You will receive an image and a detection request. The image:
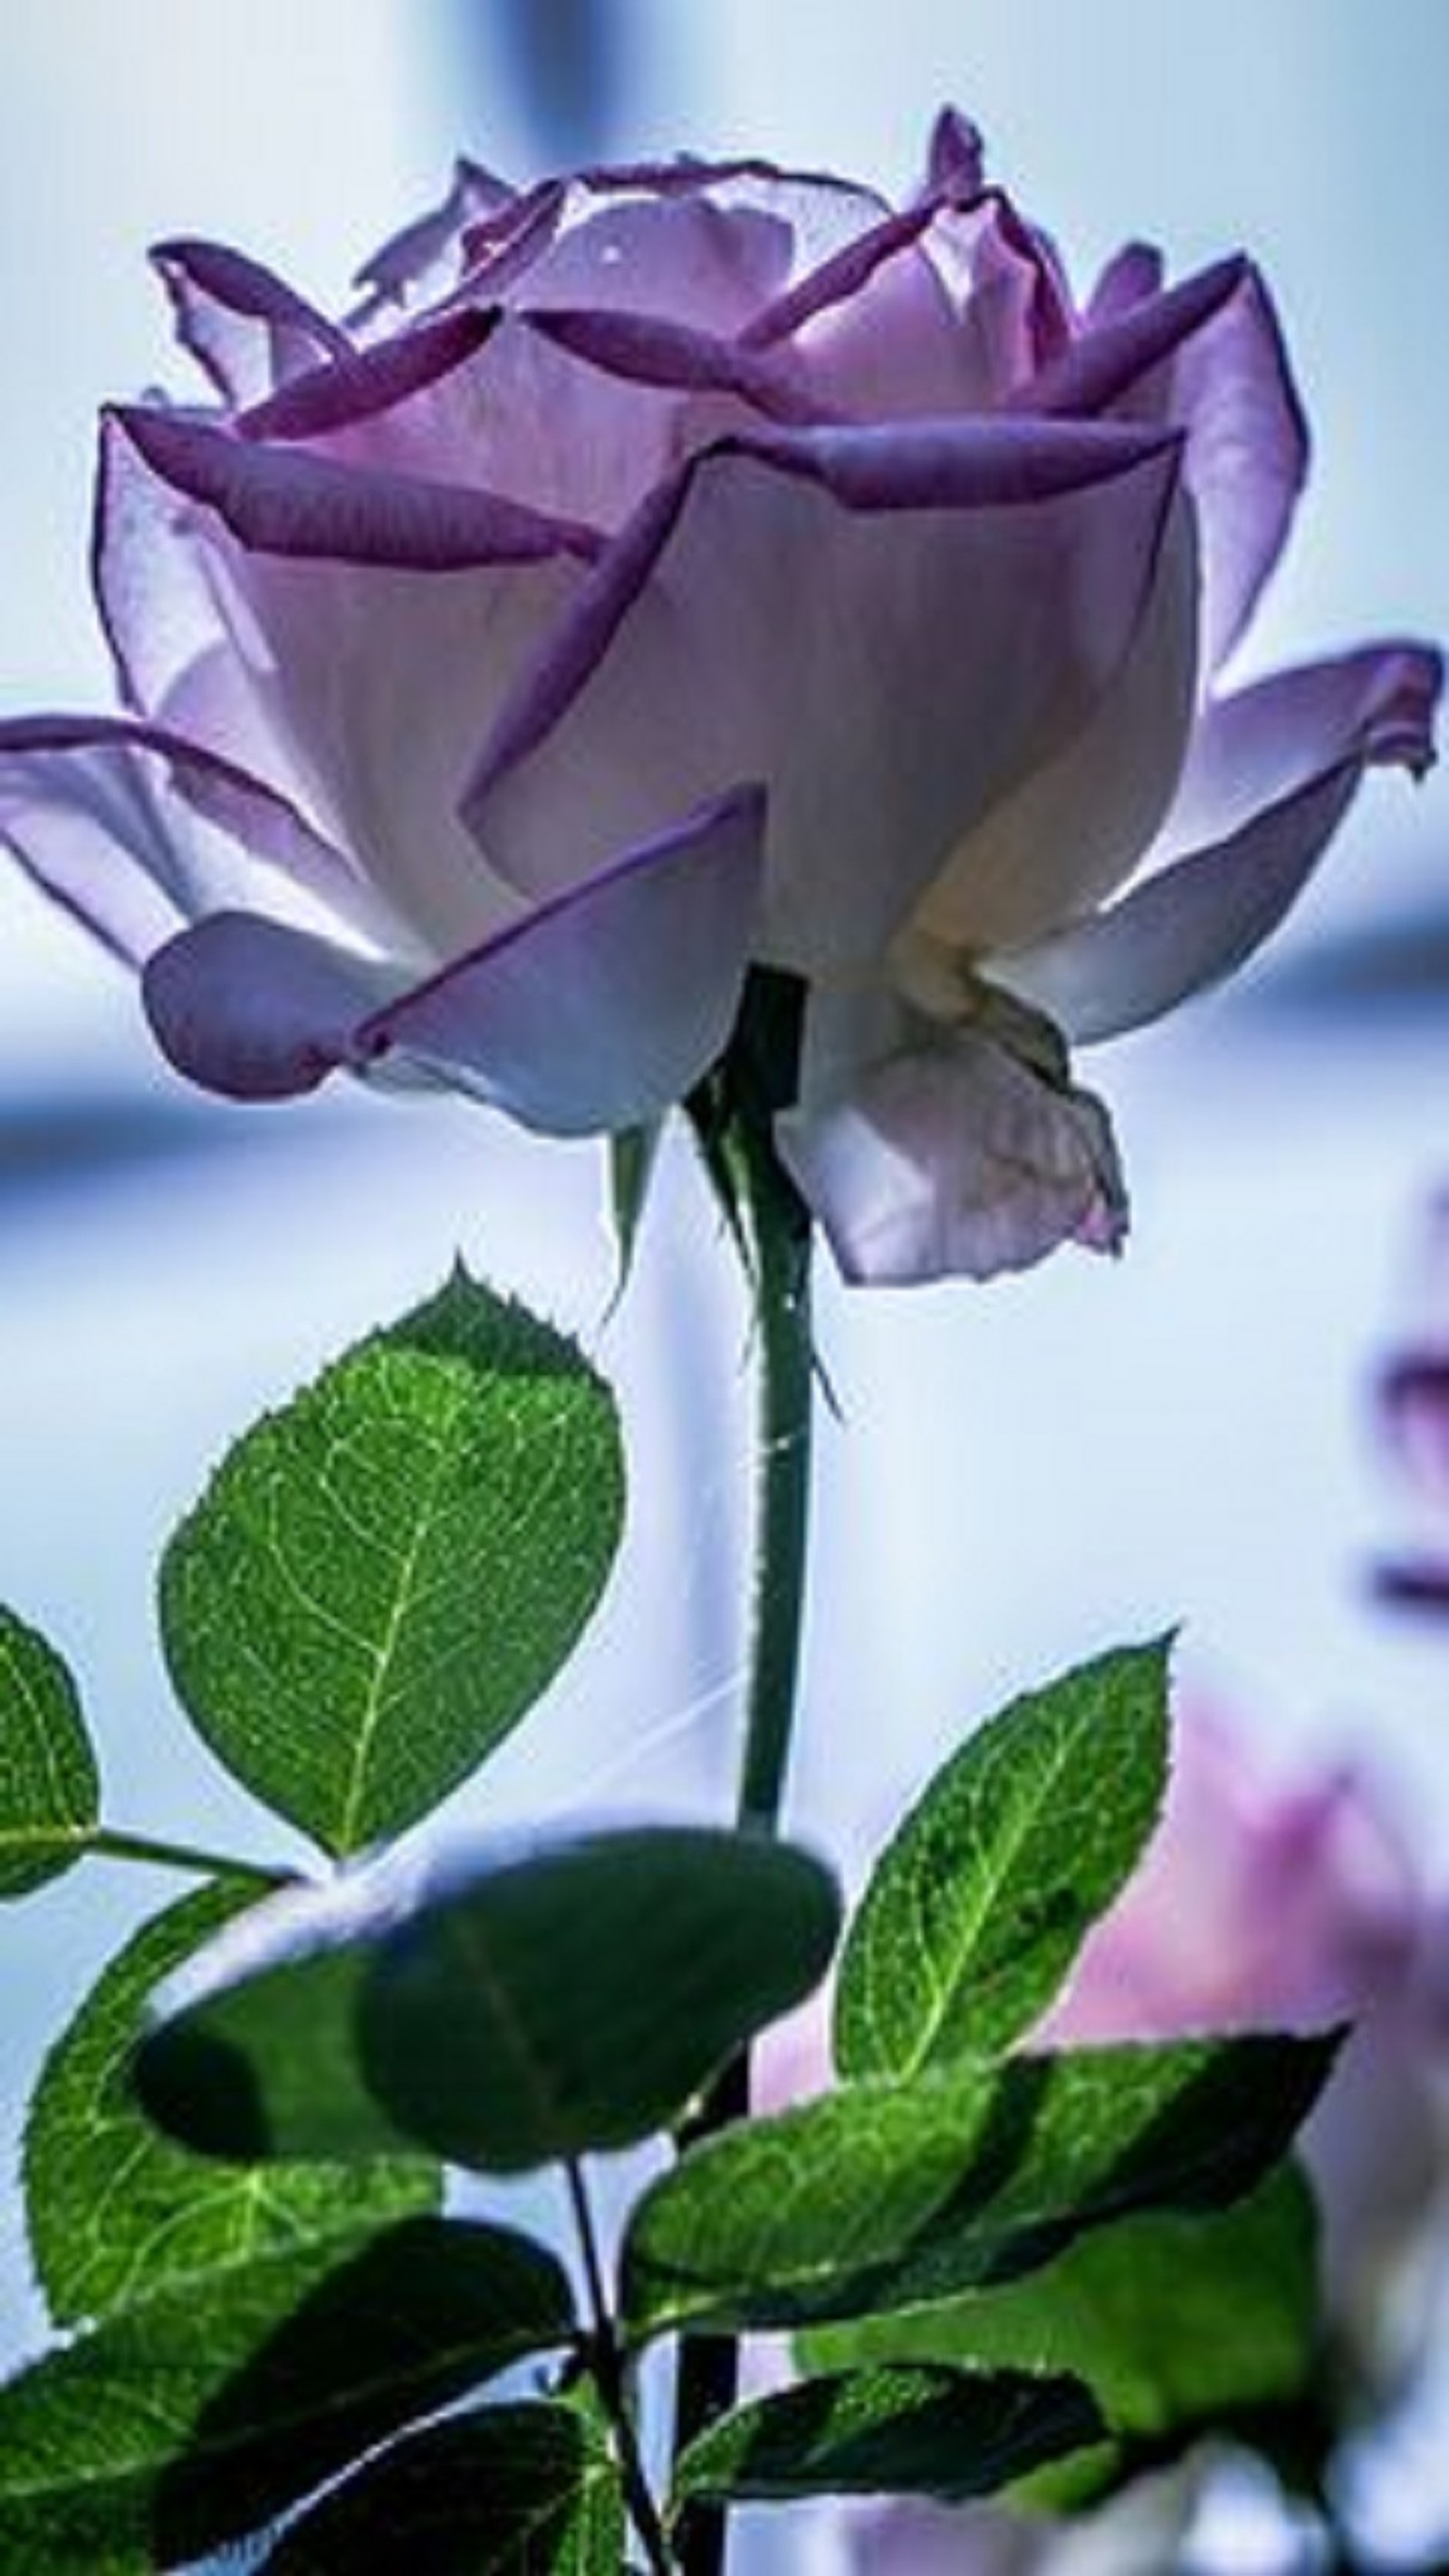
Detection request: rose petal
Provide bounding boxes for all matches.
[106,407,600,955]
[143,912,401,1099]
[991,642,1443,1043]
[467,416,1183,980]
[0,712,383,962]
[150,238,347,406]
[915,484,1199,953]
[778,994,1127,1285]
[918,106,987,206]
[1022,256,1308,673]
[355,783,766,1132]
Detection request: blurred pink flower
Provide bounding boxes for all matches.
[1376,1189,1449,1610]
[0,111,1437,1281]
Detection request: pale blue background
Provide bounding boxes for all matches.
[0,5,1445,2561]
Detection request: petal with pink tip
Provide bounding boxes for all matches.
[356,784,766,1134]
[990,642,1444,1043]
[467,416,1184,981]
[778,996,1126,1286]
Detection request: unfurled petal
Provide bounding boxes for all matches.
[991,641,1443,1043]
[778,1001,1127,1286]
[143,913,400,1099]
[916,485,1199,953]
[1087,241,1166,323]
[354,784,766,1133]
[468,417,1183,979]
[150,238,347,407]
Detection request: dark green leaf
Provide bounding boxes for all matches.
[0,2216,575,2571]
[608,1120,665,1294]
[261,2402,626,2572]
[25,1884,438,2328]
[0,1605,100,1897]
[672,2364,1100,2507]
[623,2033,1338,2342]
[801,2165,1319,2439]
[135,1867,423,2166]
[139,1828,840,2176]
[158,1268,625,1854]
[835,1641,1171,2079]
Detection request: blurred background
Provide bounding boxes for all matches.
[0,3,1446,2565]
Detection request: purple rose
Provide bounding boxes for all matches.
[0,111,1438,1279]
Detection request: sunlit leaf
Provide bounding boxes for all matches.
[836,1641,1171,2078]
[623,2033,1338,2342]
[0,2216,575,2571]
[0,1605,99,1898]
[25,1883,438,2328]
[158,1268,625,1854]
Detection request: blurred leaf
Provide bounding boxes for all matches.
[801,2165,1319,2440]
[25,1883,438,2328]
[0,1604,99,1897]
[0,2216,575,2571]
[140,1828,840,2177]
[672,2364,1100,2507]
[623,2033,1338,2342]
[158,1268,625,1855]
[260,2401,625,2571]
[835,1641,1171,2079]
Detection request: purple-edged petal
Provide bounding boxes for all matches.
[778,994,1127,1286]
[467,415,1184,979]
[150,239,348,407]
[1088,242,1166,323]
[354,783,766,1133]
[0,710,394,973]
[743,205,995,421]
[1022,257,1308,672]
[113,404,600,569]
[918,106,987,207]
[915,485,1199,953]
[143,913,401,1100]
[991,642,1444,1043]
[103,407,599,952]
[238,308,501,444]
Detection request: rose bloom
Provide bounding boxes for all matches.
[0,112,1439,1282]
[842,1706,1449,2572]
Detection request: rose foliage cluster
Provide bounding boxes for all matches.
[0,110,1438,1279]
[0,1276,1341,2568]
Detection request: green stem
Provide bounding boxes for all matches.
[733,1120,815,1838]
[674,1115,816,2576]
[564,2160,674,2575]
[87,1824,290,1885]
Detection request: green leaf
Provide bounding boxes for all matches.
[158,1268,626,1855]
[608,1120,665,1294]
[0,1605,100,1897]
[801,2165,1319,2442]
[260,2402,626,2571]
[24,1883,439,2328]
[622,2033,1338,2342]
[672,2364,1100,2508]
[835,1640,1171,2079]
[139,1827,840,2177]
[0,2215,575,2571]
